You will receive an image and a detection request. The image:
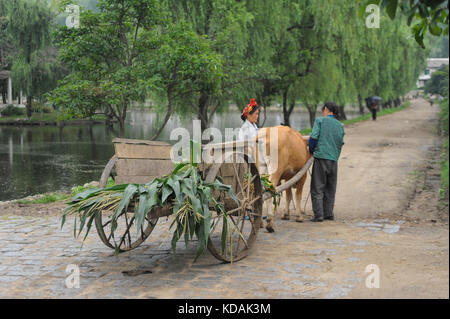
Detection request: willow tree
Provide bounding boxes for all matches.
[7,0,55,118]
[296,52,340,128]
[364,0,449,48]
[237,0,284,122]
[50,0,167,131]
[0,0,13,103]
[353,2,382,114]
[50,0,222,138]
[165,0,253,131]
[373,14,428,108]
[252,0,337,128]
[137,22,223,140]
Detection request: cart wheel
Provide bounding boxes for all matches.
[94,203,158,252]
[95,156,158,252]
[205,152,263,262]
[98,156,118,187]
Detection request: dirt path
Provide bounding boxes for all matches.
[0,98,448,299]
[334,97,442,221]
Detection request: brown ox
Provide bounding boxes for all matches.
[255,126,311,232]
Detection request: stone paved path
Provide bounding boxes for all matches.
[0,214,447,298]
[0,99,448,298]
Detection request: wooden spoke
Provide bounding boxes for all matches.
[124,212,133,248]
[205,152,262,263]
[235,213,249,253]
[118,216,135,249]
[102,219,112,228]
[232,162,245,196]
[236,174,257,199]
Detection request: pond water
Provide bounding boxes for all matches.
[0,108,359,201]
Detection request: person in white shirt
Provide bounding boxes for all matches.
[238,98,260,140]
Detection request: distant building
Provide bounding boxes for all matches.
[417,58,449,88]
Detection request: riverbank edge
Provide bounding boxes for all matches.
[1,101,413,205]
[0,119,110,126]
[438,99,449,208]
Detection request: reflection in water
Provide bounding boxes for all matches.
[0,109,359,201]
[9,136,13,167]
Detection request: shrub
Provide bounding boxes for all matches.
[0,104,25,116]
[31,102,53,113]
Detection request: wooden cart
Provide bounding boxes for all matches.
[95,138,313,263]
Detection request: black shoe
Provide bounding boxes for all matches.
[324,216,334,221]
[311,217,323,222]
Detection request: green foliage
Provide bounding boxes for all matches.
[260,174,280,212]
[17,193,71,204]
[0,104,25,116]
[1,0,67,119]
[62,163,239,260]
[439,99,449,199]
[425,65,449,97]
[31,102,53,113]
[44,0,431,132]
[69,177,113,196]
[298,101,411,135]
[364,0,449,48]
[48,0,223,134]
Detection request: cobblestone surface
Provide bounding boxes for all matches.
[0,100,448,298]
[0,214,447,298]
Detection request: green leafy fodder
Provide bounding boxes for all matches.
[260,174,280,212]
[62,163,239,260]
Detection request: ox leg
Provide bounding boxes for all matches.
[265,173,281,233]
[294,174,307,222]
[282,187,292,220]
[261,198,271,228]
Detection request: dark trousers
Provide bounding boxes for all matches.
[311,158,338,219]
[371,109,377,120]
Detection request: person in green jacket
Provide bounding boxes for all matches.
[308,102,345,222]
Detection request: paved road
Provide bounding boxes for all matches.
[1,214,446,299]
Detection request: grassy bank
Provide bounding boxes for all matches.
[15,178,115,205]
[299,101,411,135]
[438,99,449,202]
[0,107,106,123]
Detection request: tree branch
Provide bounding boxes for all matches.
[286,23,315,32]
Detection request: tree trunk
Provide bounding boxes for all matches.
[198,93,209,132]
[118,117,125,137]
[287,98,295,124]
[282,88,290,127]
[151,92,173,140]
[105,108,113,127]
[260,100,267,127]
[118,100,129,136]
[307,106,316,128]
[364,97,371,112]
[357,94,364,115]
[26,96,32,119]
[338,105,347,121]
[1,83,6,104]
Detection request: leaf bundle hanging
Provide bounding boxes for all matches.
[62,162,239,260]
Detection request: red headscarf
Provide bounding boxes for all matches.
[242,98,258,118]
